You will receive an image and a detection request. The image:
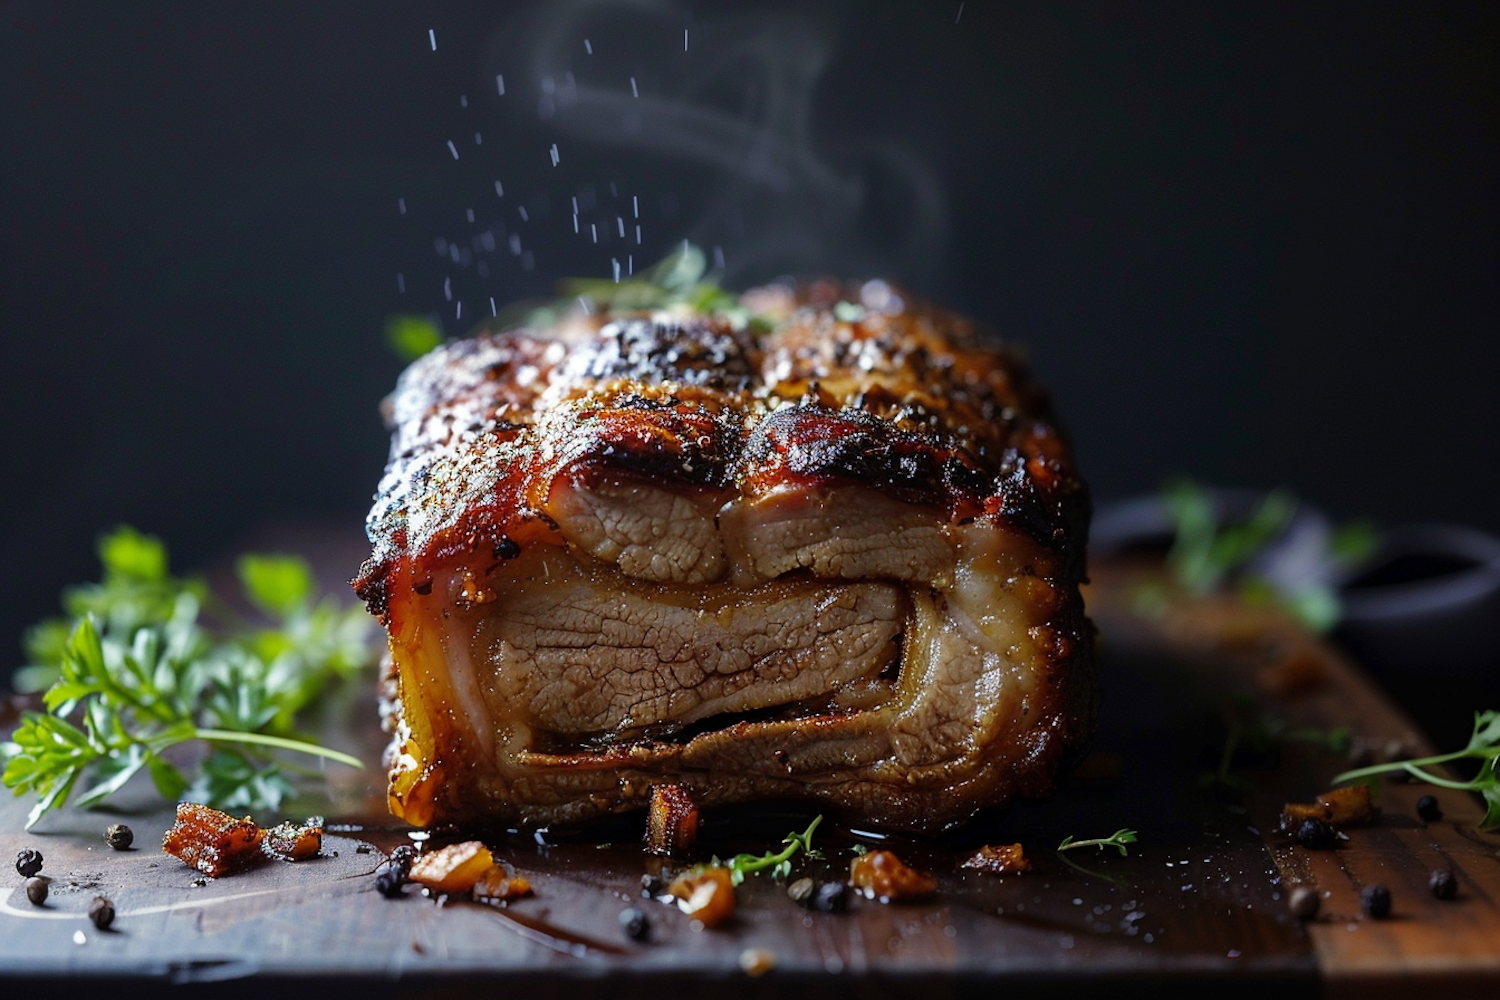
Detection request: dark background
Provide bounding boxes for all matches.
[2,2,1496,695]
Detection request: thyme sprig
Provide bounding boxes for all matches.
[1057,829,1138,856]
[2,527,373,826]
[1332,710,1500,831]
[721,815,823,885]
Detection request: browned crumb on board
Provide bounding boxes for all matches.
[162,803,265,877]
[849,849,937,902]
[961,843,1033,875]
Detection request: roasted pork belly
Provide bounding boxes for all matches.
[354,280,1096,834]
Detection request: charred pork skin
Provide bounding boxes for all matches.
[354,280,1096,834]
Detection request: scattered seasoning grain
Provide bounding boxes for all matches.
[24,877,49,906]
[88,896,115,931]
[105,824,134,851]
[1288,885,1320,920]
[1360,884,1392,919]
[641,873,665,897]
[1295,818,1338,850]
[787,877,815,906]
[619,906,650,941]
[1416,795,1442,822]
[15,849,43,878]
[1428,869,1458,900]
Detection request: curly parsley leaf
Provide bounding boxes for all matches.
[3,527,373,827]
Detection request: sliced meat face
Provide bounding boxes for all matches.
[544,467,729,585]
[466,546,903,741]
[357,285,1096,834]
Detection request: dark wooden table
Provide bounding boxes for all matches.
[2,562,1497,998]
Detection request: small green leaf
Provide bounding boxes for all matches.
[98,526,169,582]
[237,554,315,619]
[386,315,444,362]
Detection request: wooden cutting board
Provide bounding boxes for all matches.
[1,560,1497,999]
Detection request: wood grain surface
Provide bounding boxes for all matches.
[0,554,1496,998]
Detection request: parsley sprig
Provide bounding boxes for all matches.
[1057,829,1138,856]
[2,527,373,827]
[1332,710,1500,831]
[721,815,823,885]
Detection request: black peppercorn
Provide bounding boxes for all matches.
[1296,818,1338,850]
[1360,883,1392,919]
[619,906,650,941]
[15,848,43,878]
[24,877,49,906]
[1429,868,1458,900]
[374,864,406,898]
[1288,885,1320,920]
[388,845,417,880]
[1415,795,1442,823]
[496,536,521,560]
[88,896,116,931]
[810,881,848,913]
[104,823,134,851]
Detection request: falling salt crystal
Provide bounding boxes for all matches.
[584,38,593,55]
[573,214,579,233]
[635,224,641,244]
[617,217,625,238]
[396,273,405,293]
[429,29,436,51]
[628,255,633,275]
[683,28,688,50]
[955,2,964,24]
[578,296,592,314]
[474,132,482,145]
[456,301,462,319]
[74,930,86,945]
[447,140,460,160]
[509,234,522,255]
[398,198,407,214]
[490,297,497,316]
[612,259,621,282]
[460,94,468,108]
[591,223,598,243]
[632,195,639,218]
[496,74,505,96]
[518,206,529,222]
[609,181,618,197]
[713,245,725,269]
[549,144,560,166]
[630,76,639,98]
[495,180,504,197]
[465,208,475,222]
[443,277,452,301]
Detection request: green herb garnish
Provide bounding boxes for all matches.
[1332,710,1500,831]
[722,815,823,885]
[1151,478,1377,633]
[385,315,445,362]
[1057,829,1138,856]
[2,527,374,827]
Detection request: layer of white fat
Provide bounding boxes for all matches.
[546,470,727,585]
[467,546,905,740]
[881,522,1047,771]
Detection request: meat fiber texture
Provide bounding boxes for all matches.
[354,279,1096,835]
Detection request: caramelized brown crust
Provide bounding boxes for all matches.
[354,279,1096,834]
